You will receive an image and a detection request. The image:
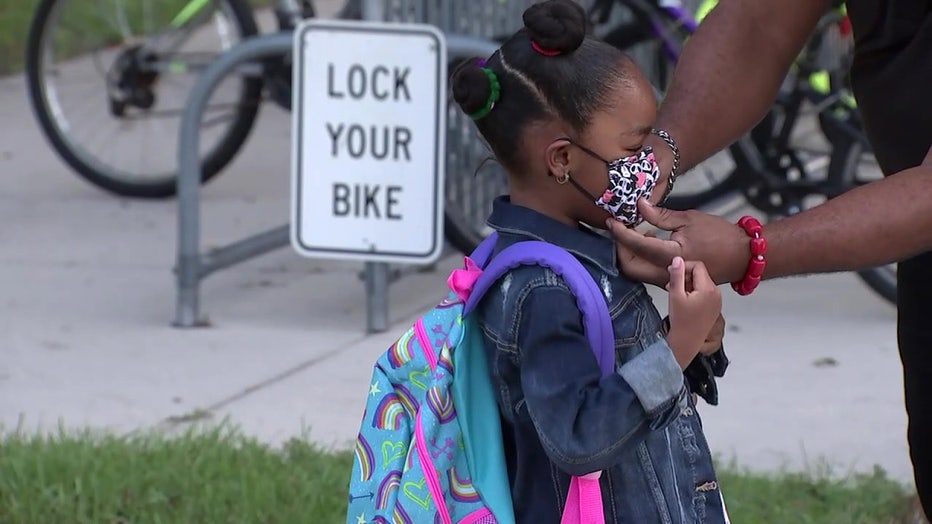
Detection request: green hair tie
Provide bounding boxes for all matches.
[468,67,501,120]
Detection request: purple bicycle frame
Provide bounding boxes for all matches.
[649,2,699,60]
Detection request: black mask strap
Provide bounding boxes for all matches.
[562,137,611,165]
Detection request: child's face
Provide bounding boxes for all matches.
[566,72,658,228]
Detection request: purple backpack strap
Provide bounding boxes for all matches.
[466,231,500,268]
[463,232,615,378]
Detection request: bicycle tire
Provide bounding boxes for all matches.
[857,266,897,305]
[661,152,742,210]
[826,134,897,305]
[442,7,746,256]
[25,0,263,198]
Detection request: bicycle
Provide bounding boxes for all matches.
[23,0,529,256]
[24,0,505,199]
[24,0,316,198]
[26,0,895,304]
[437,0,740,263]
[23,0,461,197]
[437,0,895,305]
[598,0,896,304]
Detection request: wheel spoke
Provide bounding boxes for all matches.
[31,0,261,193]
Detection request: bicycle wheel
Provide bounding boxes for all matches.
[858,263,897,305]
[828,134,897,305]
[26,0,263,198]
[811,22,895,305]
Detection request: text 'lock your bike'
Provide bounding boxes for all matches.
[325,64,414,163]
[327,64,413,102]
[291,20,446,264]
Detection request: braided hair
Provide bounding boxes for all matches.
[451,0,631,173]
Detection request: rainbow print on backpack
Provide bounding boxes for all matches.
[346,233,616,524]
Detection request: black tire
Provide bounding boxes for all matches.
[25,0,263,198]
[442,7,747,255]
[820,111,896,305]
[827,136,897,305]
[857,265,897,305]
[661,153,742,211]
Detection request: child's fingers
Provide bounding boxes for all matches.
[699,336,723,355]
[667,256,686,298]
[686,261,715,291]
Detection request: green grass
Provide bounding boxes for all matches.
[0,0,277,76]
[0,424,354,523]
[0,0,38,75]
[717,461,922,524]
[0,423,923,524]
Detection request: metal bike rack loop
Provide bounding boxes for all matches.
[174,31,499,332]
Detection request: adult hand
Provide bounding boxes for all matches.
[607,199,751,286]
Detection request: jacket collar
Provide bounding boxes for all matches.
[485,196,619,277]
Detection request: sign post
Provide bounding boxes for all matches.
[291,19,447,265]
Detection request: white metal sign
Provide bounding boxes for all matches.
[291,19,447,264]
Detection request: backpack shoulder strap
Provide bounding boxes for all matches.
[463,236,615,378]
[466,231,500,267]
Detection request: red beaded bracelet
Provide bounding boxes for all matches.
[731,216,767,296]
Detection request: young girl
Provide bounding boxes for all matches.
[451,1,729,522]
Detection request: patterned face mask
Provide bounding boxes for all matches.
[561,140,661,227]
[594,147,661,226]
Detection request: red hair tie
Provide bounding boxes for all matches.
[531,40,561,56]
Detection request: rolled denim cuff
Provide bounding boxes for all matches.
[617,339,685,414]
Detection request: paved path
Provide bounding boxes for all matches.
[0,1,915,493]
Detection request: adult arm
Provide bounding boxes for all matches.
[646,0,829,193]
[609,147,932,285]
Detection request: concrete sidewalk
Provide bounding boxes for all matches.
[0,2,916,493]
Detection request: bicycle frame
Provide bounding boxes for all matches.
[140,0,220,60]
[599,0,860,209]
[617,0,851,88]
[170,0,214,27]
[141,0,306,78]
[625,0,700,59]
[137,0,235,72]
[592,0,698,62]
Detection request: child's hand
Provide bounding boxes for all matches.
[699,314,726,355]
[665,257,723,370]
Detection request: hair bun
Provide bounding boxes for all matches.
[451,58,493,117]
[522,0,587,55]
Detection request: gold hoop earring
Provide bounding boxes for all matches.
[555,170,570,185]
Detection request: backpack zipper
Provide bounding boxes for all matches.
[414,318,439,371]
[415,409,453,524]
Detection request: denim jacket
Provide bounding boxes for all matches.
[476,197,727,524]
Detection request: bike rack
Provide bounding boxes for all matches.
[174,31,499,332]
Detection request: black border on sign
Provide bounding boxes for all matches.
[293,22,443,262]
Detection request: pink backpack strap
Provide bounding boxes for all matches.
[560,471,605,524]
[464,233,614,524]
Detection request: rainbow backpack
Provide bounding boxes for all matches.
[346,232,616,524]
